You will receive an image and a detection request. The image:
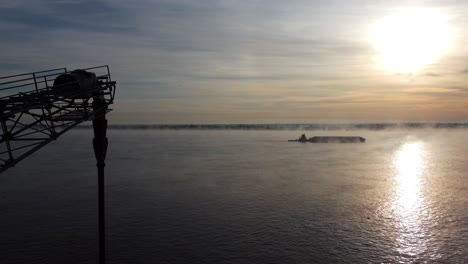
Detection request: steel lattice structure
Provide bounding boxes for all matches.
[0,65,116,173]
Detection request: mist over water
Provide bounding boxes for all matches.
[1,129,468,263]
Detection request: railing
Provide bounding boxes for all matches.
[0,65,116,173]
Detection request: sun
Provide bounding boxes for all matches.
[371,8,454,73]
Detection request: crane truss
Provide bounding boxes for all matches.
[0,65,116,173]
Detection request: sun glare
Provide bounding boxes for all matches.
[393,142,429,257]
[394,142,424,214]
[371,8,454,73]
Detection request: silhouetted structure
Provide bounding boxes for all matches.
[0,66,116,264]
[0,66,115,171]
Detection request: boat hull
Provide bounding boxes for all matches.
[288,136,365,143]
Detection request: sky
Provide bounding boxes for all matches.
[2,0,468,124]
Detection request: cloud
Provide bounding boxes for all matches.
[2,0,468,122]
[0,0,132,33]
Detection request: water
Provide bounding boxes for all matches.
[1,129,468,263]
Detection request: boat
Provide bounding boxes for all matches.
[288,134,365,143]
[309,136,365,143]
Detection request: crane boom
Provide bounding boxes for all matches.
[0,65,116,173]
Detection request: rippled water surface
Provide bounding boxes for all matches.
[1,129,468,263]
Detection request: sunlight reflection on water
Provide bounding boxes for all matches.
[392,142,433,260]
[394,142,424,217]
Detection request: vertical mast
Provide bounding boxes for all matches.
[92,98,109,264]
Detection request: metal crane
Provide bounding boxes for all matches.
[0,65,116,264]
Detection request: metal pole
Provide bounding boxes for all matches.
[97,160,105,264]
[93,99,108,264]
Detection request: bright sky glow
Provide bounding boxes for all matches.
[372,8,454,73]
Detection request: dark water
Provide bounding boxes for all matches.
[1,129,468,263]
